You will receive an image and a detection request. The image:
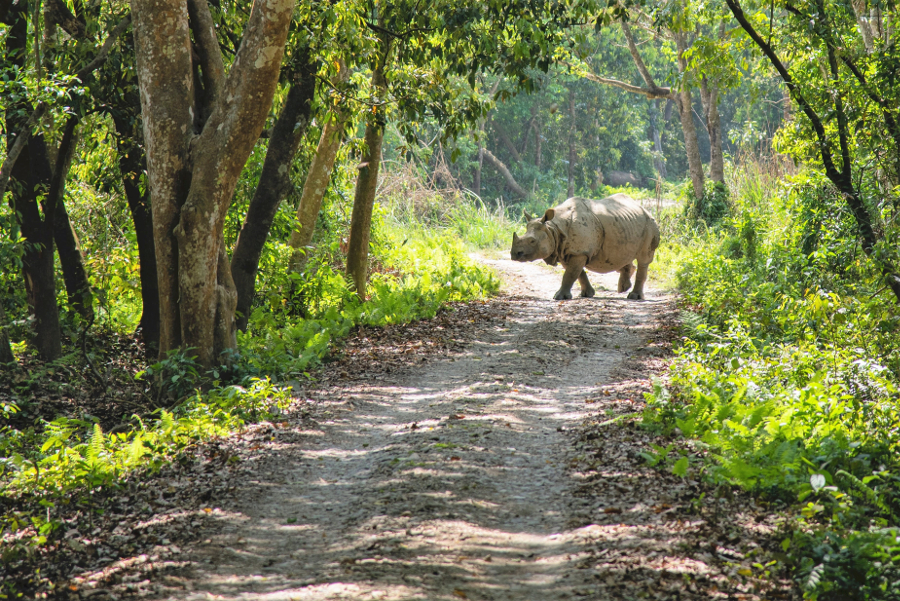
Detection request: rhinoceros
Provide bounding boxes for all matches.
[510,194,660,301]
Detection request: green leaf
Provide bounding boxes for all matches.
[672,456,689,478]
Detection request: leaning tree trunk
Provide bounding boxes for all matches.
[231,53,317,332]
[50,117,95,322]
[287,92,351,272]
[132,0,294,367]
[675,32,705,200]
[482,149,530,199]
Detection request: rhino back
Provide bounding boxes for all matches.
[554,195,657,273]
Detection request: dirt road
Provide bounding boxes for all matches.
[70,255,786,600]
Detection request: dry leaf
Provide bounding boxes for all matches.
[453,589,468,599]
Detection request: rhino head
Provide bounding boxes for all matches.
[510,208,557,262]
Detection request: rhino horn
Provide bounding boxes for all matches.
[512,232,519,243]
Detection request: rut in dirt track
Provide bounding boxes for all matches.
[124,256,689,601]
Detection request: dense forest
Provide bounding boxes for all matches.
[2,0,899,599]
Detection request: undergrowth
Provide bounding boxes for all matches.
[641,158,900,600]
[0,168,501,597]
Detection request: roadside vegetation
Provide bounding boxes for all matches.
[643,154,900,600]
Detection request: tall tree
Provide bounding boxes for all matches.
[346,25,391,299]
[131,0,295,367]
[725,0,900,302]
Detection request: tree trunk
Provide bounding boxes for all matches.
[649,99,667,180]
[50,117,94,321]
[346,40,389,300]
[112,110,159,353]
[133,0,294,367]
[675,32,705,200]
[535,119,542,169]
[493,121,522,164]
[4,0,62,360]
[287,61,350,274]
[482,149,530,199]
[0,302,14,365]
[473,118,485,196]
[567,88,576,198]
[287,110,350,273]
[700,76,724,183]
[132,0,194,359]
[232,52,317,331]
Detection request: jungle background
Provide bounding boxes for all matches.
[2,0,900,599]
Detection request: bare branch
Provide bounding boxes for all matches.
[574,66,673,99]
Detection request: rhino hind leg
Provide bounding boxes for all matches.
[617,264,635,293]
[578,270,595,298]
[627,261,650,300]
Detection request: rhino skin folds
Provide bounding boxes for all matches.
[510,194,660,301]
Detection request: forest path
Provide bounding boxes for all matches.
[135,255,742,601]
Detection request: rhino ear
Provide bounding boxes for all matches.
[522,209,534,222]
[541,208,555,223]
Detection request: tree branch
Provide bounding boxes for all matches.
[45,0,86,38]
[576,67,673,99]
[187,0,225,109]
[621,20,660,91]
[725,0,843,185]
[0,13,130,206]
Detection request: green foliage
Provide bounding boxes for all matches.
[642,158,900,599]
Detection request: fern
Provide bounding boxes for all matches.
[127,436,146,465]
[837,469,894,518]
[87,423,104,462]
[806,563,825,591]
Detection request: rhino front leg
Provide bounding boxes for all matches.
[554,256,587,300]
[578,270,595,298]
[617,263,635,293]
[627,261,650,300]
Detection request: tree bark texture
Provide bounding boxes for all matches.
[232,53,317,332]
[4,0,62,360]
[675,32,705,200]
[700,77,724,183]
[346,45,389,300]
[131,0,194,359]
[132,0,294,366]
